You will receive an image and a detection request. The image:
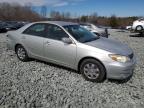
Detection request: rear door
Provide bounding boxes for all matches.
[22,23,46,58]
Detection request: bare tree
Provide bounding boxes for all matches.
[50,10,62,20]
[41,5,47,17]
[80,15,88,22]
[109,14,119,28]
[89,12,98,24]
[0,2,41,21]
[24,2,32,10]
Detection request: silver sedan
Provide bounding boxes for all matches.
[7,21,136,82]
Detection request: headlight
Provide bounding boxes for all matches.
[109,54,130,63]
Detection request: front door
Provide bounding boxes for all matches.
[44,24,77,68]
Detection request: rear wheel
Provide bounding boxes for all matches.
[16,45,29,62]
[136,25,143,31]
[80,59,106,82]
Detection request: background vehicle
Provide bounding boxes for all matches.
[0,22,7,33]
[80,23,109,38]
[5,21,29,30]
[0,21,29,33]
[7,21,136,82]
[126,26,132,31]
[131,18,144,32]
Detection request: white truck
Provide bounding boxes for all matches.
[131,18,144,33]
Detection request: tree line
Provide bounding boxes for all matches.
[0,2,41,21]
[0,2,139,28]
[49,11,138,28]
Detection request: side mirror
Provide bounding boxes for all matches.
[62,37,73,44]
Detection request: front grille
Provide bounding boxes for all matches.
[128,53,134,59]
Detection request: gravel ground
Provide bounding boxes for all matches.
[0,30,144,108]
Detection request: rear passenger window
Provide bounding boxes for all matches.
[23,24,46,37]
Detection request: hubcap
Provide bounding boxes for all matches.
[137,26,142,31]
[17,47,26,60]
[83,63,100,79]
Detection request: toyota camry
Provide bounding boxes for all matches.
[7,21,136,82]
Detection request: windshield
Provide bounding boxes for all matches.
[138,18,144,21]
[63,25,99,43]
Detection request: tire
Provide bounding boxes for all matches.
[80,59,106,82]
[16,45,29,62]
[140,32,144,37]
[136,25,143,31]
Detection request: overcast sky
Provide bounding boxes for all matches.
[0,0,144,17]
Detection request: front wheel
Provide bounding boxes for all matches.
[80,59,106,82]
[16,45,29,62]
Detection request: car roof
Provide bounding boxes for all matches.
[34,21,78,26]
[138,18,144,20]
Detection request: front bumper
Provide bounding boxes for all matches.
[105,56,136,80]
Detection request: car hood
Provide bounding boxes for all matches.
[85,37,133,55]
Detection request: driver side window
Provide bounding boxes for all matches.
[46,24,69,41]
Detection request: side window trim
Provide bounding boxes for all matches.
[22,23,46,38]
[23,23,37,34]
[45,24,70,41]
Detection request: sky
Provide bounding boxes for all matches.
[0,0,144,17]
